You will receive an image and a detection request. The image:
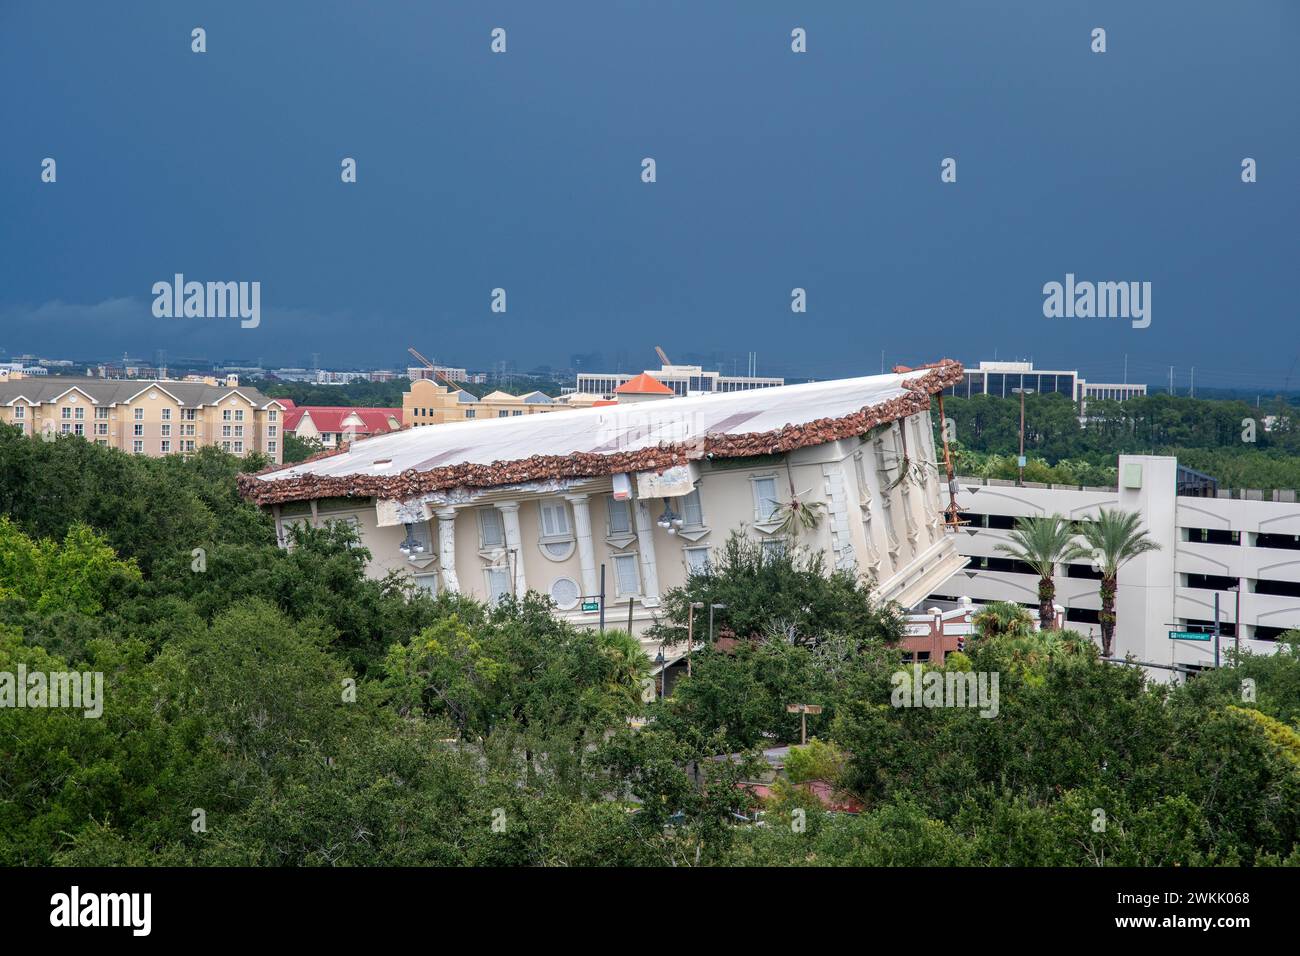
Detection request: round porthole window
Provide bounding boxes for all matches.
[549,577,581,611]
[542,540,575,560]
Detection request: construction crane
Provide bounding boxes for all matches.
[654,345,672,367]
[406,347,458,389]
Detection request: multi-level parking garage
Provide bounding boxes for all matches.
[926,456,1295,674]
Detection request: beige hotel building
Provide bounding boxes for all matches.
[0,372,286,464]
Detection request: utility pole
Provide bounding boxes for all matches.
[598,565,606,633]
[1169,366,1174,395]
[1190,367,1195,399]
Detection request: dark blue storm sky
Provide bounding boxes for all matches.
[2,1,1296,388]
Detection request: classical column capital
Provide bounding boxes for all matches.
[494,500,520,513]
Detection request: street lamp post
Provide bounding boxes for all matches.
[709,602,726,645]
[687,601,704,676]
[1011,387,1035,486]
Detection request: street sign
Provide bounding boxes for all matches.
[581,600,600,613]
[785,703,823,745]
[1168,630,1213,642]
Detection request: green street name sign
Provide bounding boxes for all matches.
[1168,630,1213,642]
[581,600,600,612]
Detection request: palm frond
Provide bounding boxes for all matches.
[769,494,827,538]
[1080,507,1161,575]
[993,514,1090,577]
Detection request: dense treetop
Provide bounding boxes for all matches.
[1,425,1298,866]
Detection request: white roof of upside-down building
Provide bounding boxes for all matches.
[239,362,963,505]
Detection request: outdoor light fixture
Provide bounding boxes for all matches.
[657,499,682,533]
[398,523,426,560]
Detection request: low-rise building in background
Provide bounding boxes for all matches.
[941,360,1147,406]
[284,405,403,448]
[402,378,594,427]
[575,363,784,399]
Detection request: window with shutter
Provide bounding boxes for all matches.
[752,477,779,521]
[613,554,640,596]
[486,567,511,604]
[479,507,505,548]
[607,496,632,534]
[681,489,703,527]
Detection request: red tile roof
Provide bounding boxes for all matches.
[615,372,674,395]
[284,406,402,436]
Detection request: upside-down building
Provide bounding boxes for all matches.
[239,361,969,658]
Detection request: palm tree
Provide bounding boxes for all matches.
[1080,508,1161,658]
[971,601,1035,641]
[995,515,1091,632]
[595,628,651,709]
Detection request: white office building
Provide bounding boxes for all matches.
[942,360,1146,405]
[576,364,784,399]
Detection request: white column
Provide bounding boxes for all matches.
[566,493,600,599]
[435,507,460,593]
[633,499,661,606]
[496,501,527,597]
